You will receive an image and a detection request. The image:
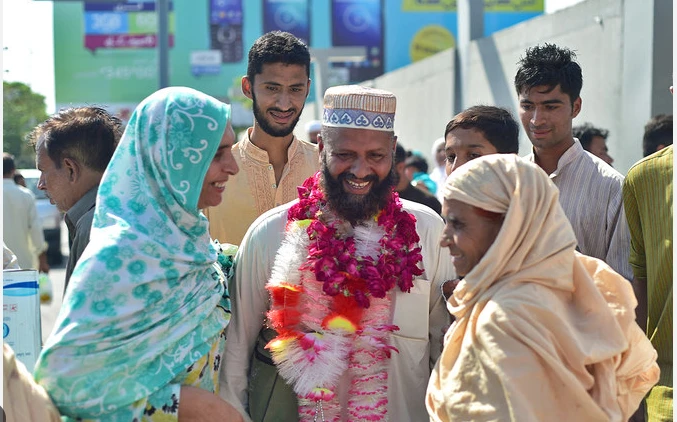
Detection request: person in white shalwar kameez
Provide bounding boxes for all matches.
[220,85,456,422]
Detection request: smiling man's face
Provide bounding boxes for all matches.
[319,126,396,222]
[244,62,310,138]
[518,84,581,152]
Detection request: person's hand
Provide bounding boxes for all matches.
[441,278,461,302]
[38,251,50,273]
[439,279,460,350]
[178,386,245,422]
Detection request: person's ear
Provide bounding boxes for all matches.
[305,78,311,100]
[572,97,582,118]
[242,76,253,100]
[63,158,80,183]
[392,135,398,152]
[318,135,325,154]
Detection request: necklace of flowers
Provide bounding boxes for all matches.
[287,172,424,308]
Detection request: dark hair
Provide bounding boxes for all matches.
[3,153,16,176]
[514,43,583,106]
[247,31,311,83]
[394,143,407,164]
[27,106,123,172]
[404,154,429,173]
[572,123,609,151]
[642,114,673,157]
[444,105,520,154]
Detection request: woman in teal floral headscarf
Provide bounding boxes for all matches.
[34,87,242,421]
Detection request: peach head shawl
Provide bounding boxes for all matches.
[427,155,659,422]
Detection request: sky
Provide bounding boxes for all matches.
[3,0,55,111]
[2,0,585,114]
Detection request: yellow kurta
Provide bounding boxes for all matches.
[204,133,319,245]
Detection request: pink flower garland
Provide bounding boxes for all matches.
[288,173,424,308]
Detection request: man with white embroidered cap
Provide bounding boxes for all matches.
[220,85,455,422]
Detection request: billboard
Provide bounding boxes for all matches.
[53,0,543,120]
[83,2,175,52]
[262,0,311,45]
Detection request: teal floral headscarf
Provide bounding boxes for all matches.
[34,87,232,419]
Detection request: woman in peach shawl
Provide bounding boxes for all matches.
[427,154,659,421]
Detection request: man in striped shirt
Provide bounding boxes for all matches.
[514,43,632,281]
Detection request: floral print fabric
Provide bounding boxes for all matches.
[34,87,233,421]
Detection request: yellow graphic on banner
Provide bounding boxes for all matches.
[484,0,543,12]
[410,25,455,63]
[402,0,456,12]
[402,0,543,13]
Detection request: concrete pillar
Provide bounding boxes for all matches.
[157,0,169,89]
[620,0,673,161]
[651,0,673,116]
[454,0,484,114]
[309,47,366,119]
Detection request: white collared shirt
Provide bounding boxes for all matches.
[3,179,47,269]
[525,139,632,280]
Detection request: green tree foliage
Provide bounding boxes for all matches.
[3,81,48,168]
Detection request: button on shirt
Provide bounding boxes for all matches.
[525,139,633,280]
[3,179,47,269]
[205,135,320,245]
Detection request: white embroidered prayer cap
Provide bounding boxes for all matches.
[322,85,396,132]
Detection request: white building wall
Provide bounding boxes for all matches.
[297,0,672,174]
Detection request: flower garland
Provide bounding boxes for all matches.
[288,172,424,308]
[266,172,424,421]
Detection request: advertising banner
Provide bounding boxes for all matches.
[54,0,543,116]
[209,0,244,63]
[262,0,310,45]
[84,1,175,52]
[331,0,384,83]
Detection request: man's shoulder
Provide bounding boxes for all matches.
[245,200,295,237]
[570,151,624,185]
[295,138,319,152]
[3,181,35,200]
[74,207,96,233]
[627,146,673,180]
[400,186,440,213]
[401,198,444,226]
[293,138,320,161]
[66,187,97,225]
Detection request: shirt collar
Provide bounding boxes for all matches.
[530,138,583,177]
[64,186,98,230]
[240,128,299,163]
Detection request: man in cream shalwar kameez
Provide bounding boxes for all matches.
[427,155,659,422]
